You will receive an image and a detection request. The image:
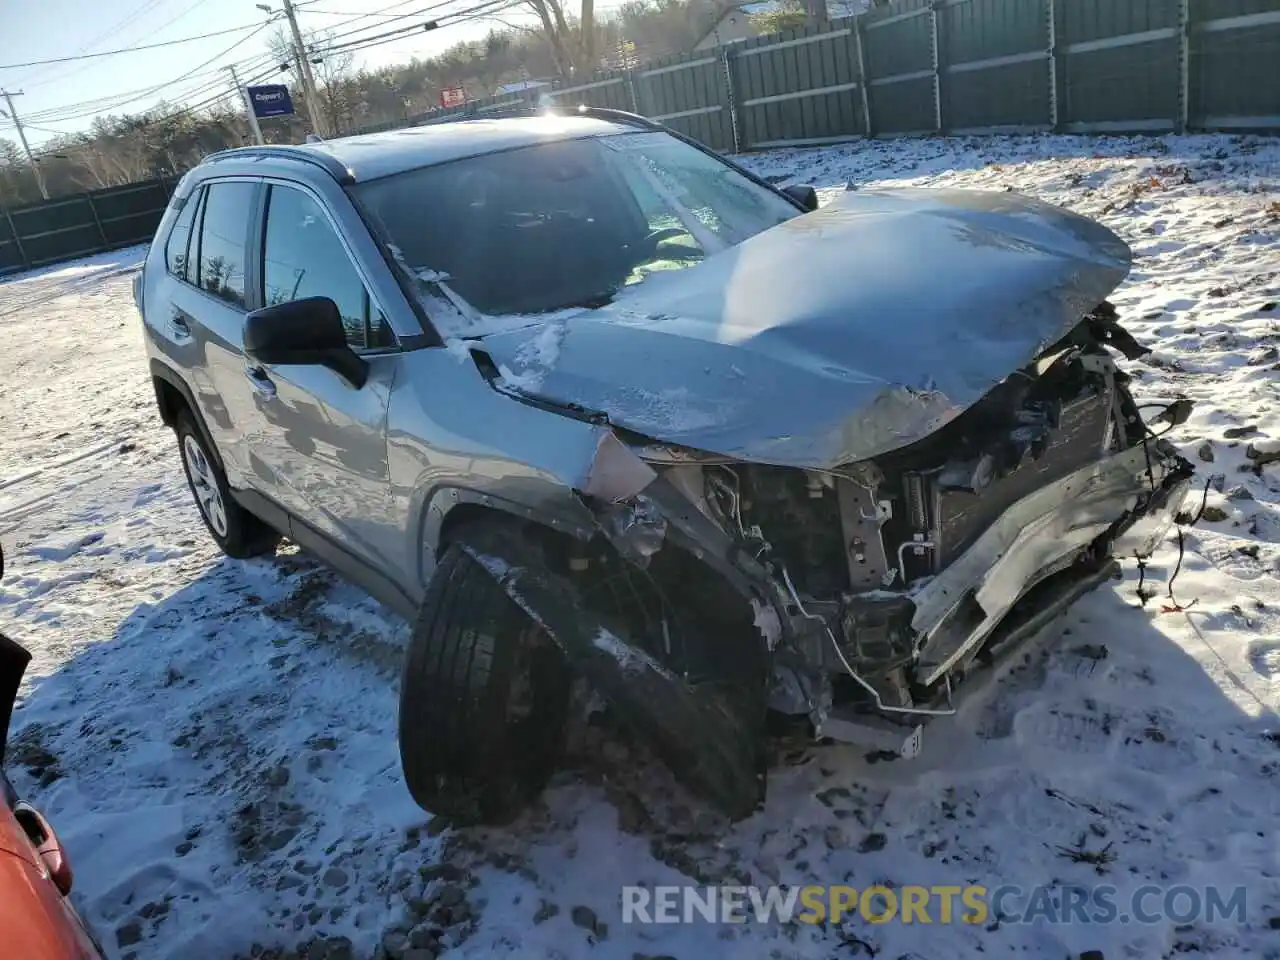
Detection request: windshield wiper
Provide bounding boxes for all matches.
[540,292,616,312]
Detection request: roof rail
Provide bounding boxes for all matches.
[420,102,666,131]
[202,145,356,185]
[569,105,664,130]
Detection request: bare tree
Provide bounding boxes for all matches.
[526,0,575,77]
[581,0,595,67]
[267,27,354,133]
[306,34,357,135]
[802,0,828,27]
[526,0,620,77]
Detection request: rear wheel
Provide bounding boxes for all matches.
[175,413,279,559]
[399,539,571,825]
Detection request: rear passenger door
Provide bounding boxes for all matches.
[244,181,398,572]
[166,179,264,486]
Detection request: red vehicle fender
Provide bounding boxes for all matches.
[0,800,103,959]
[0,586,105,960]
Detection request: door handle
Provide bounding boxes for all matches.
[243,364,277,400]
[170,309,192,342]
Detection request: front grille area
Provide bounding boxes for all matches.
[934,390,1112,565]
[741,465,847,597]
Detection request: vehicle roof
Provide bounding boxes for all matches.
[214,116,638,184]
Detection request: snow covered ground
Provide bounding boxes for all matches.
[1,132,1279,960]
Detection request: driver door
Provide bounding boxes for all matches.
[243,181,399,572]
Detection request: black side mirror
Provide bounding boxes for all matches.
[244,296,368,389]
[782,184,819,212]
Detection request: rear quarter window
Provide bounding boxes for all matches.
[164,191,199,283]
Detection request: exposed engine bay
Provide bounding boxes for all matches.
[586,305,1195,758]
[467,304,1196,819]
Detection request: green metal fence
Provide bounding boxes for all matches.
[0,178,175,276]
[3,0,1278,276]
[541,0,1279,146]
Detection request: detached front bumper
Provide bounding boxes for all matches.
[908,441,1194,687]
[813,446,1192,754]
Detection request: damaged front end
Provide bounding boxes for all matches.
[470,303,1194,821]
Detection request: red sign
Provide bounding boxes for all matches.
[439,86,466,109]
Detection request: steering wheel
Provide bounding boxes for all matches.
[638,225,704,264]
[644,226,688,247]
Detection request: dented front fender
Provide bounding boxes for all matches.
[455,526,766,820]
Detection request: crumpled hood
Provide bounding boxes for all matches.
[477,187,1131,468]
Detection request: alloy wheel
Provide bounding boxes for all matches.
[182,433,228,538]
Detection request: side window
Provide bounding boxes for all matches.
[164,188,200,283]
[262,184,395,351]
[369,307,394,350]
[196,181,255,307]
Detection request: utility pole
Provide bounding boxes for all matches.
[280,0,327,137]
[226,65,265,145]
[0,89,49,200]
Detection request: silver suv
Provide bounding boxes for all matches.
[135,108,1195,824]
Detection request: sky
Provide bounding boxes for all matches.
[0,0,606,148]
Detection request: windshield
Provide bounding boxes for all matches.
[352,130,800,327]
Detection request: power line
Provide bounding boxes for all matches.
[129,62,282,130]
[309,0,521,57]
[444,0,530,24]
[448,0,532,29]
[306,0,471,46]
[251,0,427,61]
[20,0,496,120]
[84,0,179,46]
[314,20,446,56]
[77,1,520,131]
[37,60,281,145]
[301,7,431,17]
[22,26,278,125]
[15,0,175,85]
[22,56,272,124]
[27,65,266,125]
[257,0,478,136]
[24,0,220,90]
[22,58,280,163]
[0,21,271,70]
[147,0,219,34]
[5,120,83,137]
[302,0,428,35]
[22,67,249,122]
[11,0,539,139]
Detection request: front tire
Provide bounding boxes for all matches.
[175,413,279,559]
[399,540,571,825]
